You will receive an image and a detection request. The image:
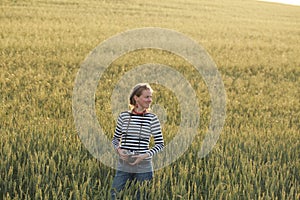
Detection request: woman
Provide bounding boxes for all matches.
[111,83,164,199]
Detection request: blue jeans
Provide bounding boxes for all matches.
[111,170,153,200]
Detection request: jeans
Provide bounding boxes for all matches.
[111,170,153,200]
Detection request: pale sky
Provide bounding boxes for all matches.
[259,0,300,6]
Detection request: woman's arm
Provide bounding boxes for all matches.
[147,115,164,157]
[112,114,123,149]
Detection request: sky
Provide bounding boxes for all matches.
[259,0,300,6]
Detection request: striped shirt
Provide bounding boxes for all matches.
[112,111,164,157]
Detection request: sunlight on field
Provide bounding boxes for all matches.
[258,0,300,6]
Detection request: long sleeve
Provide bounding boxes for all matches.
[112,114,123,149]
[146,115,164,157]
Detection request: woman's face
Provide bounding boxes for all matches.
[135,89,152,110]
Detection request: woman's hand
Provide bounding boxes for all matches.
[129,153,149,165]
[117,148,129,162]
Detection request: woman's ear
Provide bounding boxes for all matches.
[133,95,138,102]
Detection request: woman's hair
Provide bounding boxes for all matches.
[129,83,153,107]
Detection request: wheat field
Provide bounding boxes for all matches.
[0,0,299,199]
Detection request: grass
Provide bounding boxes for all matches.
[0,0,299,199]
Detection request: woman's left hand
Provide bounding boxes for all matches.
[129,153,149,165]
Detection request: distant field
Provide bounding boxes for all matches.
[259,0,300,6]
[0,0,299,199]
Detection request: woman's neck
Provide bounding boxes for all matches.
[133,108,146,115]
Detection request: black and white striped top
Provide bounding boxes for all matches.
[112,111,164,157]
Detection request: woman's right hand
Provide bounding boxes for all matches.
[117,148,129,161]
